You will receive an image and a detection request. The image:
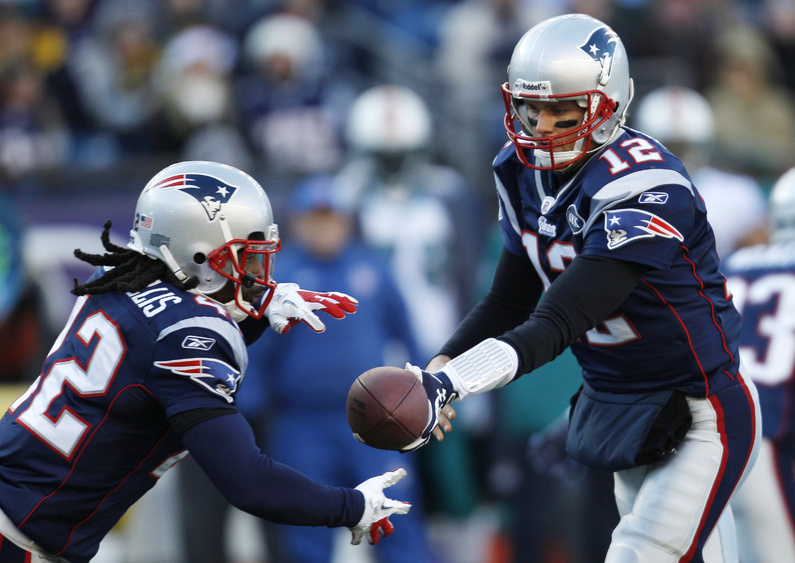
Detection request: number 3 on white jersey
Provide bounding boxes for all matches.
[523,233,638,346]
[12,298,124,459]
[727,273,795,386]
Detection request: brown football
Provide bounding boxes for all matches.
[346,366,429,450]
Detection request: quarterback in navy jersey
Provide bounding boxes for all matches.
[399,14,761,563]
[0,161,410,563]
[725,168,795,563]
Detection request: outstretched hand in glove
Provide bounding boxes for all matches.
[350,468,412,545]
[265,282,358,334]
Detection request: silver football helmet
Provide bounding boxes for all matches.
[770,167,795,243]
[502,13,634,170]
[128,161,280,319]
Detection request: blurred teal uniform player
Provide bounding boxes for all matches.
[239,175,441,562]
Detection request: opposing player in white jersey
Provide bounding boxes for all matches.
[400,14,761,563]
[0,161,410,562]
[724,168,795,563]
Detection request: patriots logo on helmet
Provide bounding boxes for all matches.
[147,173,238,221]
[154,357,241,403]
[580,25,620,79]
[603,209,683,250]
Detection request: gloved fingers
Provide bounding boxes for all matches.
[297,291,358,318]
[285,301,327,333]
[379,467,407,488]
[368,517,394,545]
[267,314,290,334]
[404,363,423,381]
[350,528,366,546]
[313,300,347,319]
[325,291,359,312]
[269,309,325,335]
[381,498,412,516]
[296,308,326,332]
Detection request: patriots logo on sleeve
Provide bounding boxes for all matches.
[154,358,241,403]
[146,173,238,221]
[603,209,683,250]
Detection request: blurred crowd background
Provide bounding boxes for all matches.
[0,0,793,562]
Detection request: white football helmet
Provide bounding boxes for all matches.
[770,167,795,243]
[502,13,634,170]
[346,84,432,154]
[634,86,715,145]
[128,161,280,319]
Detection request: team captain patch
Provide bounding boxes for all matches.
[603,208,683,249]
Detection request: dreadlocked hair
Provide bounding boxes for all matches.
[71,220,200,296]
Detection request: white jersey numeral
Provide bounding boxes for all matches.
[727,273,795,386]
[523,233,638,346]
[522,232,576,290]
[599,138,663,175]
[17,311,125,459]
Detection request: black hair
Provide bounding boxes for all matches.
[71,220,199,296]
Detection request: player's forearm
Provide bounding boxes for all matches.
[438,247,541,359]
[180,411,363,527]
[439,254,647,401]
[502,254,648,376]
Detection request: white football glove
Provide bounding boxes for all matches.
[350,468,411,545]
[265,283,358,334]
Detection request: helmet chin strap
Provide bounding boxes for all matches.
[186,288,255,322]
[219,298,253,322]
[535,135,587,168]
[159,245,189,281]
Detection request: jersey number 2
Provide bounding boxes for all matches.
[523,232,638,346]
[13,307,124,459]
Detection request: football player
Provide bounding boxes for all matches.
[406,14,761,563]
[725,168,795,563]
[0,161,410,562]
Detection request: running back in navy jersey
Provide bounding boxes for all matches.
[723,241,795,441]
[494,127,741,395]
[0,279,246,562]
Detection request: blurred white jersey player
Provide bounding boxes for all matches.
[633,85,768,258]
[337,85,477,359]
[724,168,795,563]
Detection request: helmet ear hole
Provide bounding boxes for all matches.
[194,252,206,264]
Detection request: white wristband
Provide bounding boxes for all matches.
[443,338,518,400]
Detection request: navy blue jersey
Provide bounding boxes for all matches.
[723,241,795,442]
[494,128,741,395]
[0,278,248,561]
